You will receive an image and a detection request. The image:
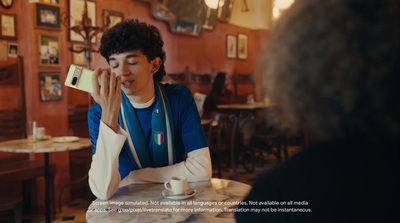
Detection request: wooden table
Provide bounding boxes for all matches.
[201,119,213,126]
[0,137,92,223]
[201,119,218,127]
[86,178,251,223]
[217,102,277,129]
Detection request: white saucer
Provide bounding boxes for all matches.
[37,135,51,141]
[52,136,79,143]
[162,188,196,200]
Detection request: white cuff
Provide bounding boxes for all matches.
[88,121,127,200]
[126,147,212,184]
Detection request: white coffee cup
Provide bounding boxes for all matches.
[36,127,46,139]
[164,176,187,195]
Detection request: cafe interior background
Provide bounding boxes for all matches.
[0,0,297,221]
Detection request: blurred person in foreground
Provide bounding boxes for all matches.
[87,19,211,200]
[235,0,399,222]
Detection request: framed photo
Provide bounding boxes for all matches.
[8,42,17,58]
[1,0,14,9]
[238,33,248,60]
[226,34,236,59]
[35,3,60,30]
[38,34,60,66]
[29,0,59,3]
[103,10,124,30]
[72,44,94,65]
[39,72,62,101]
[69,0,96,43]
[0,13,17,39]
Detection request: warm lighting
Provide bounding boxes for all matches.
[205,0,224,9]
[273,0,294,19]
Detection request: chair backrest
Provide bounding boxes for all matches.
[209,112,238,153]
[68,104,89,137]
[202,119,212,141]
[0,111,26,140]
[0,56,26,142]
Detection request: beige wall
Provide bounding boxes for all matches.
[229,0,273,30]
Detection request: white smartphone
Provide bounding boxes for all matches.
[65,64,95,93]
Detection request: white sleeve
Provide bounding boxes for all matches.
[125,147,212,184]
[88,122,212,198]
[88,121,127,200]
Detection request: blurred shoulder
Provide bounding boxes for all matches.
[160,83,192,97]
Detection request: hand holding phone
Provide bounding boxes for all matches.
[65,64,95,93]
[65,64,122,132]
[91,68,122,132]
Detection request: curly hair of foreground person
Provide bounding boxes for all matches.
[261,0,399,141]
[99,19,167,82]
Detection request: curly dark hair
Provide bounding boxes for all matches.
[210,72,226,95]
[99,19,166,82]
[261,0,399,141]
[202,72,226,117]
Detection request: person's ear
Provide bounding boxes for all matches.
[150,57,161,74]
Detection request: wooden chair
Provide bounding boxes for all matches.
[59,146,93,213]
[64,105,93,212]
[208,112,239,181]
[0,157,56,220]
[250,126,288,165]
[68,105,90,137]
[0,56,26,142]
[0,56,57,219]
[0,197,22,223]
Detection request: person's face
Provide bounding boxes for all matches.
[109,50,158,99]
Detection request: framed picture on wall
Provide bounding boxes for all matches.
[39,72,62,101]
[226,34,236,59]
[238,33,248,60]
[69,0,96,43]
[8,42,18,58]
[0,0,14,9]
[35,3,61,30]
[0,13,17,39]
[30,0,60,3]
[38,34,60,66]
[103,10,124,30]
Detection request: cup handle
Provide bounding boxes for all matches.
[164,181,172,191]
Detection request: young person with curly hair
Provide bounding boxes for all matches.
[236,0,399,222]
[87,19,211,200]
